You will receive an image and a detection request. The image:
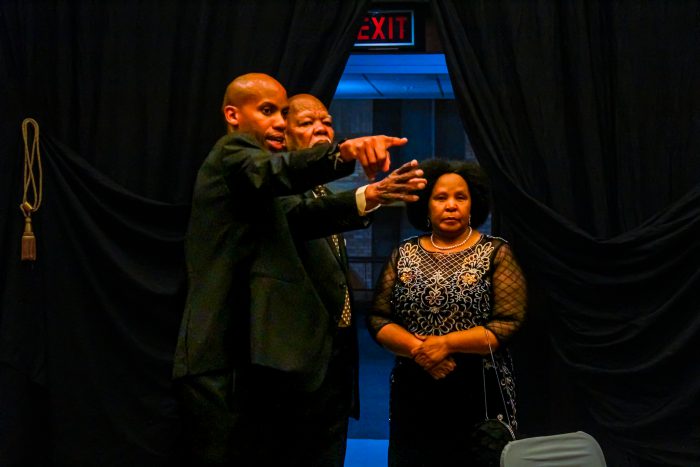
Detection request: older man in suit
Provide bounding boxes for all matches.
[173,73,424,465]
[278,94,426,466]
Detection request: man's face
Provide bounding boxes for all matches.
[231,81,289,152]
[285,98,334,150]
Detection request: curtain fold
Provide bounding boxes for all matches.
[0,131,191,465]
[432,1,700,465]
[0,0,368,203]
[0,1,367,464]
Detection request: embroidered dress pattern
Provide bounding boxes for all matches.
[392,235,519,427]
[395,239,495,335]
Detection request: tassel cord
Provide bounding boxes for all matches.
[20,118,43,261]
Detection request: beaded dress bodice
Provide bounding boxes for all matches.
[369,235,526,343]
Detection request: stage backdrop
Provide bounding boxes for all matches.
[2,1,700,466]
[0,1,367,465]
[433,1,700,466]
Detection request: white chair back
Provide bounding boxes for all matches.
[500,431,607,467]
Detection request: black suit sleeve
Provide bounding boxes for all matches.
[219,133,356,196]
[279,190,371,240]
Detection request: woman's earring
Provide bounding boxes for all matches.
[468,215,472,226]
[426,217,432,229]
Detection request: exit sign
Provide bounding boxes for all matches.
[355,10,415,48]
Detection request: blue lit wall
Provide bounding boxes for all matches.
[334,53,453,99]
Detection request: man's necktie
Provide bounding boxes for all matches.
[312,185,352,328]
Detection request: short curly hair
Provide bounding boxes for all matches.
[406,159,491,232]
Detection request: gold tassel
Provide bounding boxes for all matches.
[20,118,43,261]
[21,216,36,261]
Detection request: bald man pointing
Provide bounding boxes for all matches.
[173,73,416,465]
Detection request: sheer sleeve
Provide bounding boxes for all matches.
[485,242,527,344]
[366,247,400,339]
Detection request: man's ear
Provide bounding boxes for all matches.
[223,105,239,129]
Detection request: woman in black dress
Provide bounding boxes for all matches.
[367,159,527,467]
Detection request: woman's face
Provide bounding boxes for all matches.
[428,173,472,236]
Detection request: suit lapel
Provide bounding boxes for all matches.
[311,185,349,272]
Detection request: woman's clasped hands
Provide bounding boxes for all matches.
[411,334,457,380]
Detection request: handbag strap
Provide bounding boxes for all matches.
[481,327,515,434]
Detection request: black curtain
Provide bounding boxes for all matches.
[0,1,368,465]
[432,1,700,466]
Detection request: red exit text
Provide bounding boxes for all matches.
[355,11,414,47]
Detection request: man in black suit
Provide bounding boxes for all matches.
[173,73,424,465]
[278,94,426,466]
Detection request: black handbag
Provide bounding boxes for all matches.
[469,331,517,466]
